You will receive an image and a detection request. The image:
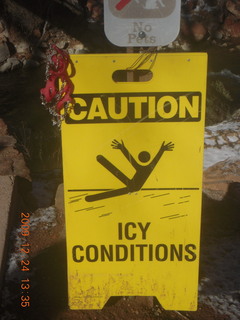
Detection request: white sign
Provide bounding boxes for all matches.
[104,0,181,47]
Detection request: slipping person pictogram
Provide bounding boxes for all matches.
[85,139,174,202]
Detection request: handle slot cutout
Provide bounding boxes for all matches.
[112,69,153,82]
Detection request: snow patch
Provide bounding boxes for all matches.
[228,136,239,143]
[204,119,240,169]
[217,136,226,145]
[5,206,57,279]
[206,121,240,133]
[209,69,240,82]
[204,145,240,169]
[30,206,57,230]
[205,138,216,146]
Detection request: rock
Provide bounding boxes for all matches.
[0,119,8,135]
[14,40,29,54]
[87,0,103,22]
[181,1,224,45]
[180,41,191,51]
[204,119,240,169]
[226,0,240,19]
[206,72,240,126]
[203,112,240,203]
[27,206,66,256]
[0,42,10,63]
[0,136,16,147]
[31,48,47,61]
[67,48,75,54]
[224,181,240,208]
[180,19,192,39]
[70,43,84,54]
[90,1,103,22]
[0,118,31,181]
[2,0,44,38]
[181,0,198,14]
[32,28,41,39]
[23,59,40,69]
[12,152,31,180]
[55,183,64,213]
[0,57,22,72]
[232,108,240,120]
[0,20,5,33]
[67,43,87,54]
[0,146,31,180]
[0,28,9,41]
[0,59,11,72]
[39,41,49,49]
[191,21,208,41]
[203,159,240,201]
[223,15,240,38]
[55,40,68,49]
[0,176,19,288]
[9,57,22,70]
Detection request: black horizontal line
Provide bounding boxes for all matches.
[69,199,81,203]
[151,193,170,198]
[169,214,188,219]
[69,195,85,199]
[75,207,93,212]
[99,212,112,218]
[87,206,105,210]
[160,214,180,219]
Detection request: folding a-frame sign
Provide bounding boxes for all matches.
[61,52,207,310]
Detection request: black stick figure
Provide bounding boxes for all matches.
[85,139,174,202]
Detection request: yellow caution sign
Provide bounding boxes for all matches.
[61,53,207,310]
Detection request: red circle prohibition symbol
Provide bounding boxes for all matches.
[115,0,132,11]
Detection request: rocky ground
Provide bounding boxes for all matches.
[0,1,240,320]
[2,0,240,72]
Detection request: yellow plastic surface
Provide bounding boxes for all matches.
[61,53,207,310]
